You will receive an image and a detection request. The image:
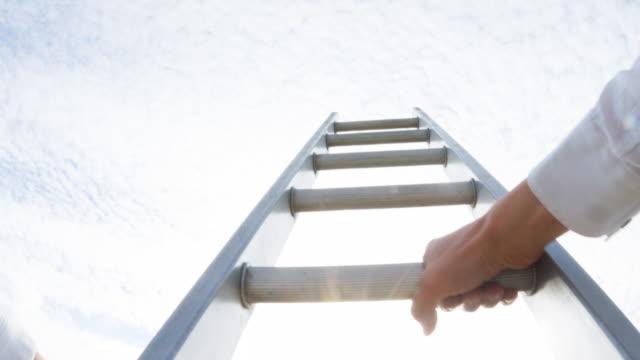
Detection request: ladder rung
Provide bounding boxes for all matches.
[241,263,535,304]
[314,148,446,170]
[290,181,475,213]
[326,129,429,147]
[333,118,419,132]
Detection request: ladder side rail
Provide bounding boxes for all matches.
[139,113,338,360]
[415,107,640,359]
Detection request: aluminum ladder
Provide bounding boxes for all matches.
[140,108,640,360]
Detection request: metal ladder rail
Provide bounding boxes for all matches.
[139,113,338,360]
[414,107,640,359]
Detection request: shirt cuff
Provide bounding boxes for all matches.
[528,108,640,237]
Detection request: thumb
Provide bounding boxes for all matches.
[411,279,440,335]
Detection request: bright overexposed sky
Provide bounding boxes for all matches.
[1,1,640,359]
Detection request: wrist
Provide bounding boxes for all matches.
[481,181,567,270]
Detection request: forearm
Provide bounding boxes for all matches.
[482,180,567,270]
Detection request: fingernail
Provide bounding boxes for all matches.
[490,293,502,304]
[503,298,515,305]
[464,299,480,311]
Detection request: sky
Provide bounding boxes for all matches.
[1,1,640,359]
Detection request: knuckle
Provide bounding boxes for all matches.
[418,272,436,290]
[422,239,439,262]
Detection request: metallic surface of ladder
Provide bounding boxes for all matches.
[139,108,640,360]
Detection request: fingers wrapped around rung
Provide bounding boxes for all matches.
[240,263,536,305]
[290,181,476,213]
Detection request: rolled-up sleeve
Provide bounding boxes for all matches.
[528,57,640,237]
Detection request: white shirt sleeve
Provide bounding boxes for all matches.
[528,57,640,237]
[0,307,36,360]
